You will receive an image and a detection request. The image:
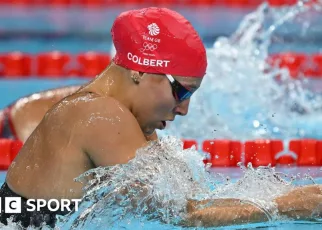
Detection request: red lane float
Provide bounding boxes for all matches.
[183,139,198,150]
[224,0,263,7]
[1,138,322,168]
[268,52,306,78]
[0,0,267,7]
[46,0,72,6]
[276,154,296,165]
[37,51,71,77]
[245,139,276,167]
[150,0,176,5]
[120,0,145,4]
[0,139,12,170]
[0,51,112,78]
[1,51,321,79]
[182,138,322,167]
[317,140,322,165]
[303,54,322,78]
[272,140,296,165]
[202,140,241,167]
[0,139,23,170]
[77,52,111,77]
[268,0,297,6]
[1,0,317,7]
[79,0,106,7]
[231,140,242,165]
[4,0,72,5]
[4,0,35,5]
[268,53,322,79]
[0,52,31,77]
[188,0,216,5]
[289,139,322,166]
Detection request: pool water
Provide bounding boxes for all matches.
[1,167,322,230]
[0,171,5,183]
[1,1,322,229]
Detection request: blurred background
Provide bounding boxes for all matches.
[1,0,321,108]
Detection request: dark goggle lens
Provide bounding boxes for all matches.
[172,82,193,102]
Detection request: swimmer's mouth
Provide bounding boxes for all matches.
[161,119,174,129]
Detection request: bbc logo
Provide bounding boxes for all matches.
[0,197,22,214]
[1,197,81,213]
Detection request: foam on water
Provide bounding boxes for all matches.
[55,137,212,229]
[55,137,295,229]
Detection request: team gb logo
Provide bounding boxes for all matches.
[147,23,160,36]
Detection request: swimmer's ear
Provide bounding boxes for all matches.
[130,71,141,84]
[137,72,145,80]
[130,71,145,84]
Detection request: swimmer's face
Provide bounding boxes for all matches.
[131,72,203,135]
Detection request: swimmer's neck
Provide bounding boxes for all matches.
[79,62,135,111]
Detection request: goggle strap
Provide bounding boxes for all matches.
[166,74,175,83]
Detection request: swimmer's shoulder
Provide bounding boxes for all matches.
[49,91,147,166]
[62,91,134,119]
[45,91,135,127]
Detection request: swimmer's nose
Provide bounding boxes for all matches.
[173,99,190,116]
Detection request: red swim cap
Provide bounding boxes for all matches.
[111,7,207,78]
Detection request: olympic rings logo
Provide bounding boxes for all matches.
[140,42,158,53]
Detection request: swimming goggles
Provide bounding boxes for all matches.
[165,74,194,102]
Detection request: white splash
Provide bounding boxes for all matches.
[161,0,322,142]
[54,137,295,229]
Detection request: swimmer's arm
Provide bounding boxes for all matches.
[183,185,322,227]
[183,199,268,227]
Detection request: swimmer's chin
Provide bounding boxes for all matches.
[143,129,154,136]
[144,129,158,142]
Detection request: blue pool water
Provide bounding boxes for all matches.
[1,2,322,229]
[0,172,5,182]
[1,167,322,229]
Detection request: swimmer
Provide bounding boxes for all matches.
[1,7,322,229]
[0,85,80,142]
